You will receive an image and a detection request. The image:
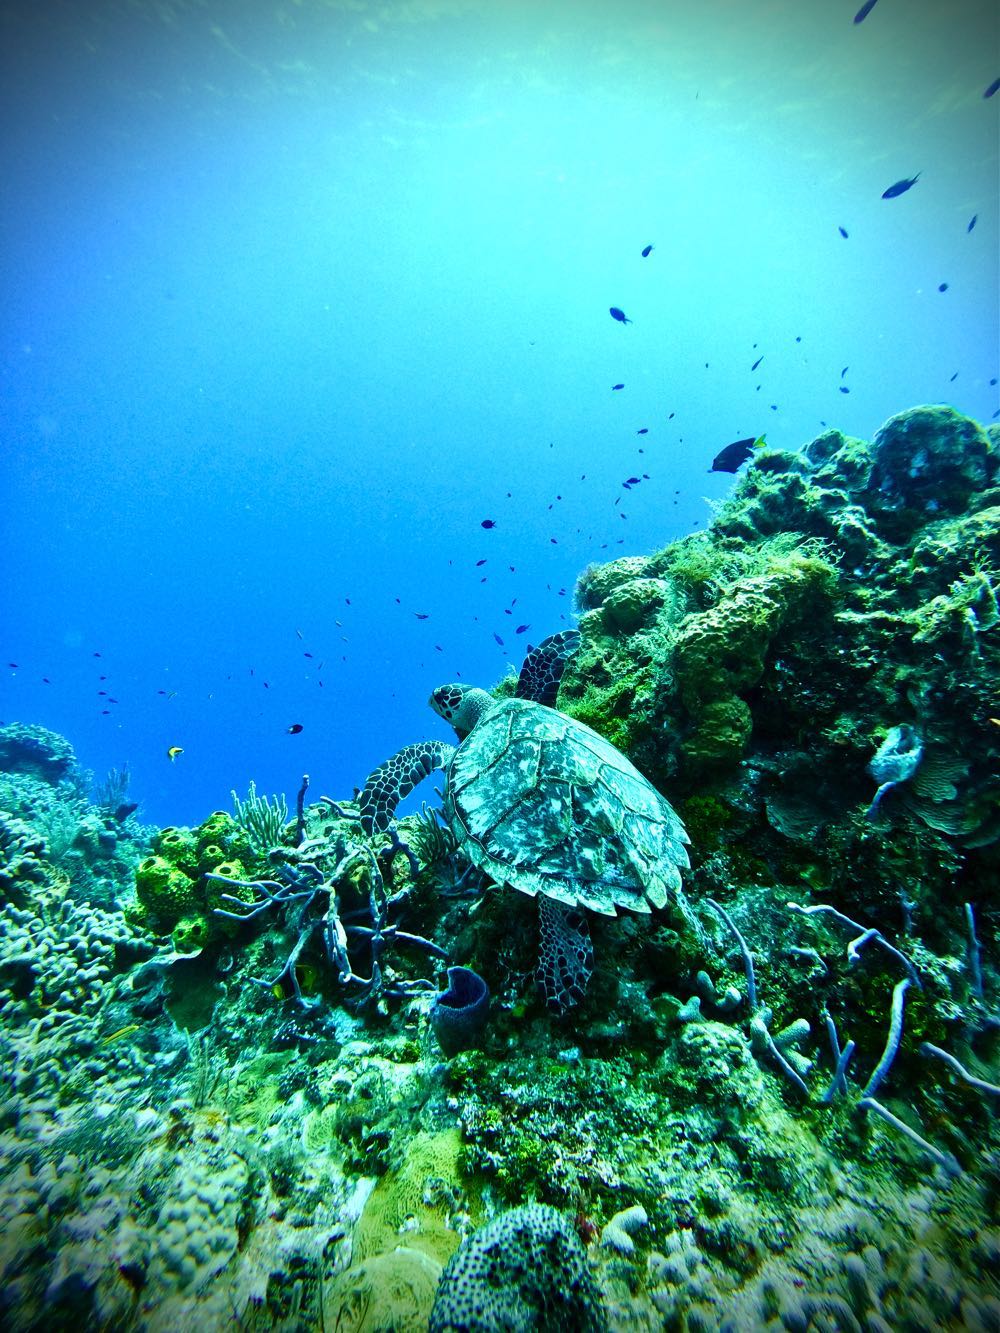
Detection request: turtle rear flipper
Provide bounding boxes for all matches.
[516,628,581,706]
[537,895,593,1014]
[358,740,455,835]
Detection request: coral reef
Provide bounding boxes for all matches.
[132,813,257,952]
[0,406,997,1331]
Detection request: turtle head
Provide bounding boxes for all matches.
[429,684,494,740]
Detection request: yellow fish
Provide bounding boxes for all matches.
[101,1023,140,1045]
[167,746,184,761]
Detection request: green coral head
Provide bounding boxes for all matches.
[430,684,494,738]
[172,913,211,954]
[135,854,197,923]
[153,825,198,874]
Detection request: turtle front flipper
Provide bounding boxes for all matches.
[358,740,455,835]
[516,628,582,707]
[536,895,593,1013]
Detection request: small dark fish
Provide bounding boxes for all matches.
[475,558,487,566]
[303,651,313,657]
[624,476,641,485]
[515,624,530,634]
[609,307,632,324]
[114,802,138,822]
[287,723,304,734]
[838,225,849,238]
[414,612,430,620]
[480,519,496,529]
[950,371,958,382]
[710,435,764,473]
[938,282,948,292]
[968,214,977,232]
[612,383,624,390]
[637,427,648,435]
[984,76,1000,99]
[882,173,920,199]
[853,0,879,23]
[641,244,654,257]
[751,355,763,371]
[841,365,849,377]
[93,652,102,657]
[840,385,850,394]
[7,662,17,668]
[42,677,50,684]
[493,632,504,646]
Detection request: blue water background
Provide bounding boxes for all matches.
[2,0,997,828]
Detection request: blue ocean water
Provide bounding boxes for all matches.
[2,0,997,830]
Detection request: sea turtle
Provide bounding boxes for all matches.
[357,629,693,1012]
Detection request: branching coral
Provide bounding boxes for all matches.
[210,829,448,1011]
[230,781,289,854]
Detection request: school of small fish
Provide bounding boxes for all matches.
[4,13,995,777]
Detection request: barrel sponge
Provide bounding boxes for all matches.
[172,912,212,953]
[153,826,199,876]
[428,1203,607,1332]
[194,811,254,864]
[135,855,198,922]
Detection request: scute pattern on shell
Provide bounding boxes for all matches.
[444,697,690,917]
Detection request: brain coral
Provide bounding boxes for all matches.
[428,1203,607,1332]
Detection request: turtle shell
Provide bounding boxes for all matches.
[443,697,690,917]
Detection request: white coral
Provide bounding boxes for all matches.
[600,1203,648,1255]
